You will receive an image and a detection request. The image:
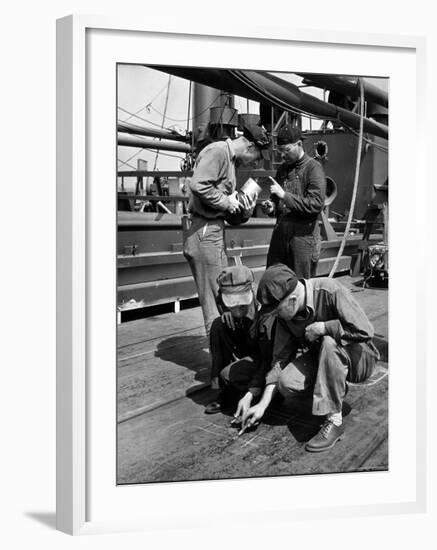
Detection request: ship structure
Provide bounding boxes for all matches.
[116,66,389,483]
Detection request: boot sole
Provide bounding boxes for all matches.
[305,433,345,453]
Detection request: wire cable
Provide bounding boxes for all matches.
[153,75,172,171]
[329,79,365,278]
[148,91,223,122]
[117,158,138,170]
[122,82,169,121]
[117,107,173,130]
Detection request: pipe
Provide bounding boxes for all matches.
[117,121,188,142]
[297,73,388,108]
[243,71,388,140]
[148,65,388,140]
[118,133,192,153]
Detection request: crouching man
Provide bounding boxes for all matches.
[243,263,380,452]
[206,265,274,418]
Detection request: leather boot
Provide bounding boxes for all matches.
[305,419,345,452]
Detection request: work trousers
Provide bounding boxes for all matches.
[276,335,377,416]
[183,216,228,336]
[266,219,321,278]
[209,316,258,392]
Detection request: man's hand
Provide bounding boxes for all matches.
[233,392,253,423]
[239,403,266,435]
[269,176,285,199]
[261,199,274,215]
[221,311,235,331]
[210,376,220,390]
[238,192,257,213]
[227,191,241,214]
[305,322,326,343]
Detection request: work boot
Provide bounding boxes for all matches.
[305,419,345,452]
[204,388,234,414]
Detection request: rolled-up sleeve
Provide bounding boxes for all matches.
[189,148,231,212]
[281,162,326,216]
[324,289,374,346]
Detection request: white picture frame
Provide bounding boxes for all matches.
[56,14,427,535]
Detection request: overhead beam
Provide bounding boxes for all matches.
[118,133,192,153]
[118,121,189,142]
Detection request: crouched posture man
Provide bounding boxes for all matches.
[205,265,274,418]
[243,263,380,452]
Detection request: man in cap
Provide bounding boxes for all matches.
[262,125,326,278]
[242,263,380,452]
[183,125,271,336]
[205,265,274,417]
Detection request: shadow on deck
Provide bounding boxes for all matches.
[117,275,388,484]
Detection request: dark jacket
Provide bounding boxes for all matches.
[271,153,326,223]
[214,291,276,389]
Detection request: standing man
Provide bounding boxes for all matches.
[263,125,326,278]
[241,263,380,452]
[183,125,270,336]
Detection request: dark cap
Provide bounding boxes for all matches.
[242,124,271,160]
[277,125,305,146]
[256,263,298,307]
[217,265,254,308]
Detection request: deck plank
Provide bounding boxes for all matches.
[117,275,388,481]
[117,362,388,483]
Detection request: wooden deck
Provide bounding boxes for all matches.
[117,275,388,484]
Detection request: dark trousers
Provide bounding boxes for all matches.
[266,220,321,278]
[183,217,228,336]
[209,317,258,393]
[276,335,377,416]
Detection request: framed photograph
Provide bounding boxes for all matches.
[57,15,427,535]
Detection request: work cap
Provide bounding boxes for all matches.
[217,265,254,308]
[277,124,305,146]
[256,263,298,308]
[242,124,271,160]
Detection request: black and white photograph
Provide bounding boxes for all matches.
[116,64,389,484]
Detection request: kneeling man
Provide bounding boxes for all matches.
[243,263,380,452]
[206,265,274,419]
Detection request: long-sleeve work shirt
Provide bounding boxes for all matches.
[265,277,379,386]
[188,139,236,219]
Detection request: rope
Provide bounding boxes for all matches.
[148,92,222,122]
[117,107,173,130]
[153,75,172,171]
[122,82,169,121]
[328,79,365,278]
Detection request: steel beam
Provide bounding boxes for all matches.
[118,133,192,153]
[118,121,189,141]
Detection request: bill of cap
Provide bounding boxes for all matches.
[222,290,253,308]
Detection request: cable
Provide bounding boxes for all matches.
[120,148,145,166]
[122,82,169,121]
[117,107,173,130]
[339,121,389,153]
[329,79,365,278]
[153,75,172,171]
[148,91,223,122]
[230,69,388,146]
[117,158,138,170]
[140,149,185,160]
[186,80,192,134]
